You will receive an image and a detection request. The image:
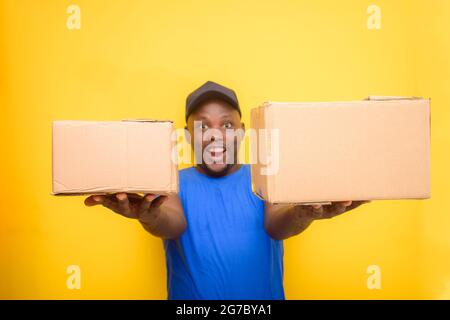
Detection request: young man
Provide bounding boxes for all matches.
[84,81,368,299]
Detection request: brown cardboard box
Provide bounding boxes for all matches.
[250,97,430,204]
[52,120,178,195]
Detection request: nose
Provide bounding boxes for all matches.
[204,128,225,142]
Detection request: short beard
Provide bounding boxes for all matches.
[198,162,234,178]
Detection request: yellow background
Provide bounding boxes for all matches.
[0,0,449,299]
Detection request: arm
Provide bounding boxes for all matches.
[264,201,369,240]
[85,193,186,240]
[138,194,186,239]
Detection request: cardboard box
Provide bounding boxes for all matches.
[250,97,430,204]
[52,120,178,195]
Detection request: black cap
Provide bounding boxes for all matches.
[185,81,241,121]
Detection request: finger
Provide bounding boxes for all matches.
[340,201,352,207]
[116,193,130,214]
[151,195,168,209]
[139,194,157,214]
[347,200,370,210]
[124,193,144,200]
[84,195,105,207]
[100,194,120,211]
[307,204,324,219]
[322,202,347,218]
[332,201,351,211]
[335,202,348,212]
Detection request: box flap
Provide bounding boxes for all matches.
[366,96,424,101]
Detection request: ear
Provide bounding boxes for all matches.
[240,122,246,130]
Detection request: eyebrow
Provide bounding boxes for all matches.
[194,113,235,120]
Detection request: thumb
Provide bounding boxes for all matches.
[84,195,104,207]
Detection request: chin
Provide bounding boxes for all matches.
[202,163,231,177]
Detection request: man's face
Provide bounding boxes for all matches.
[186,99,244,177]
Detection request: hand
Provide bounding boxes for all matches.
[301,200,370,221]
[84,192,168,219]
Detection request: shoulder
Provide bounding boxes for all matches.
[179,166,198,181]
[241,164,251,175]
[177,167,203,204]
[178,167,203,190]
[235,164,252,181]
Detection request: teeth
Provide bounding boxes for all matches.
[210,147,225,153]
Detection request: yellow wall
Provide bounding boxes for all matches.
[0,0,448,299]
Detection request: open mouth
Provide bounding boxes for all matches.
[205,144,227,164]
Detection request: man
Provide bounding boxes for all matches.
[84,81,368,299]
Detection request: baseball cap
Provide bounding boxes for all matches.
[185,81,241,121]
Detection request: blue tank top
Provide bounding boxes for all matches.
[163,165,285,300]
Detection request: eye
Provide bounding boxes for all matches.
[195,122,208,130]
[223,122,233,129]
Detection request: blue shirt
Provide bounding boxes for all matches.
[163,165,285,300]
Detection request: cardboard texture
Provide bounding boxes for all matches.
[52,120,178,195]
[250,97,430,204]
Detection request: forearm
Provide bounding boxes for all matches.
[138,202,186,240]
[265,200,369,240]
[264,205,315,240]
